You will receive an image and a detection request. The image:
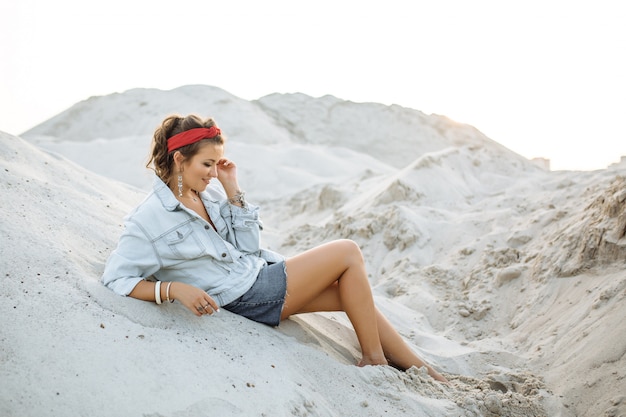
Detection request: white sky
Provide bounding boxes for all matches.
[1,0,625,170]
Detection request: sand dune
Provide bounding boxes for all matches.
[2,85,625,416]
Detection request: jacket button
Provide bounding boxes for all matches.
[221,253,227,258]
[204,225,210,230]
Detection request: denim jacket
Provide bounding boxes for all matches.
[101,176,284,306]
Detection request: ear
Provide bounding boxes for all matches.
[173,151,185,171]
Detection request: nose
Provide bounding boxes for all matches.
[210,165,218,178]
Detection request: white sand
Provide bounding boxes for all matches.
[2,85,625,416]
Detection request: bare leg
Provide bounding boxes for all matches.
[281,239,387,365]
[293,283,447,382]
[374,310,448,382]
[281,240,447,382]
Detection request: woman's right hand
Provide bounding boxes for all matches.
[169,282,220,316]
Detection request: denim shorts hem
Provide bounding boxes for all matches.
[222,261,287,327]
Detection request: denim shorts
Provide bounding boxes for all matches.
[222,261,287,327]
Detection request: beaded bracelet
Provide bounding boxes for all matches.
[228,190,246,207]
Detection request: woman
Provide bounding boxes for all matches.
[102,114,447,382]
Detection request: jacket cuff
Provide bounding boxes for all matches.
[222,202,263,229]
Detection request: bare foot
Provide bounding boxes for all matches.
[427,367,449,384]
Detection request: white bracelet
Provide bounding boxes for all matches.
[155,281,162,305]
[166,281,174,303]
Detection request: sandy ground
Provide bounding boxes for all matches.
[2,86,625,416]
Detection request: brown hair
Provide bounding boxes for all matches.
[147,114,225,182]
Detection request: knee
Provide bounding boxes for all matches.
[336,239,364,264]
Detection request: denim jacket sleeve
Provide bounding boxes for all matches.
[101,219,161,296]
[219,201,263,254]
[219,201,286,263]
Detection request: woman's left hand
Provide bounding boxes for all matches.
[216,158,238,187]
[169,282,220,317]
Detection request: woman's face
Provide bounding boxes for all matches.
[180,143,224,192]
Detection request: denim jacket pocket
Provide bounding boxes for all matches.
[164,224,205,259]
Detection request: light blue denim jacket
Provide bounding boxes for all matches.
[101,176,284,306]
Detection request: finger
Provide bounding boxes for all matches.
[190,302,208,316]
[195,305,205,316]
[204,298,220,314]
[195,303,208,315]
[202,300,219,315]
[219,158,234,167]
[201,303,216,315]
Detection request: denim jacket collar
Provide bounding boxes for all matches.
[153,176,181,212]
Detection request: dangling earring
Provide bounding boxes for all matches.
[177,174,183,197]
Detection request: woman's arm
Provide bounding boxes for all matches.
[216,156,264,253]
[103,201,222,316]
[220,202,263,253]
[128,280,220,316]
[216,157,242,205]
[102,220,160,296]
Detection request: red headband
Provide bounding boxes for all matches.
[167,127,221,152]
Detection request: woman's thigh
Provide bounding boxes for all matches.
[281,239,361,318]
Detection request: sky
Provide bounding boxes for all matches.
[1,0,625,171]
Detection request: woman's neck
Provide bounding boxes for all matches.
[168,181,199,201]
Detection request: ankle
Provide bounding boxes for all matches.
[357,354,388,367]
